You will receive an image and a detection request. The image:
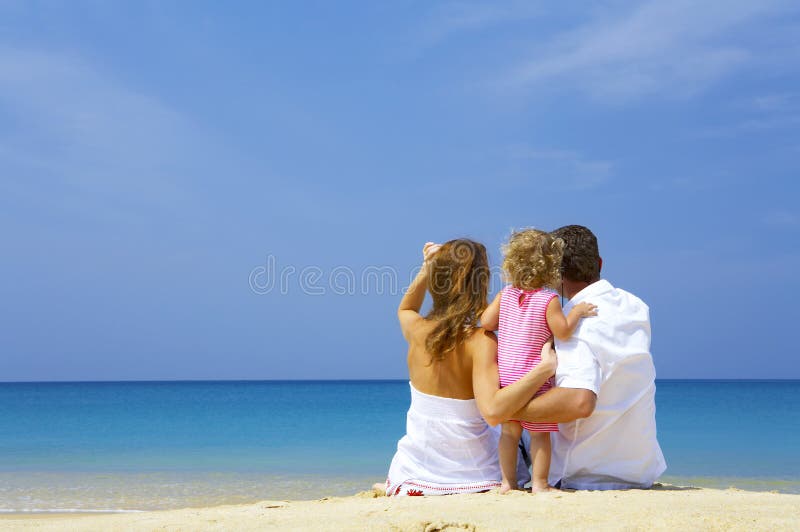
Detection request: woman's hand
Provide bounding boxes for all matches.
[540,338,557,377]
[423,242,441,263]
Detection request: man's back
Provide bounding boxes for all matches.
[551,279,666,489]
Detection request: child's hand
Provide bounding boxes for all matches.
[573,301,598,318]
[422,242,442,263]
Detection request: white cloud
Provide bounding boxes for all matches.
[508,145,613,190]
[413,0,544,52]
[0,47,213,219]
[502,0,799,102]
[697,114,800,138]
[754,93,800,112]
[696,90,800,138]
[764,210,798,227]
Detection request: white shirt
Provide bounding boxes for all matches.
[550,279,666,490]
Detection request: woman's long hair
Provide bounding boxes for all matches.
[424,239,489,360]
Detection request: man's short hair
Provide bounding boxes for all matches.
[551,225,600,283]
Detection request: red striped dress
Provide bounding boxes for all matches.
[497,285,559,432]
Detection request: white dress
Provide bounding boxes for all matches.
[385,382,502,496]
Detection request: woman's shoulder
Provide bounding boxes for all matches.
[464,327,497,353]
[405,316,435,343]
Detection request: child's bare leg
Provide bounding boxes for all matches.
[529,431,555,492]
[499,421,523,494]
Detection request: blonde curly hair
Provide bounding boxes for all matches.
[502,228,564,291]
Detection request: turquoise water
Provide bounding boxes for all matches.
[0,380,798,511]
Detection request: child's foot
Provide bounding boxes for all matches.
[372,482,387,495]
[499,482,516,494]
[531,483,560,493]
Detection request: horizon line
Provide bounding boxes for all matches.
[1,378,799,384]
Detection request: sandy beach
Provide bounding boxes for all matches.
[1,486,798,531]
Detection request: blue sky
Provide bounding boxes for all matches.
[1,1,798,380]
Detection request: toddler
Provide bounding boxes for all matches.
[481,229,597,493]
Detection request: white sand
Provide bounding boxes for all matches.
[1,486,798,531]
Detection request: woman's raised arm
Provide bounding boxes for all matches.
[397,243,440,339]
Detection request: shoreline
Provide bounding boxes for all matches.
[1,474,798,515]
[0,480,798,516]
[0,486,797,531]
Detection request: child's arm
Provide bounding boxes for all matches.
[479,292,502,331]
[546,297,597,341]
[398,242,440,339]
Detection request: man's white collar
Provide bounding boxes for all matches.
[569,279,613,303]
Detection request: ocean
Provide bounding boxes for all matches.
[0,380,798,512]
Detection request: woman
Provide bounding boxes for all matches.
[377,239,504,496]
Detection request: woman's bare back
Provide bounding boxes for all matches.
[406,319,484,400]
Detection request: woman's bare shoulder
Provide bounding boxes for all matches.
[403,317,436,348]
[464,327,497,354]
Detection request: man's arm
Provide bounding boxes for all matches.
[473,338,597,425]
[511,341,597,423]
[472,331,557,426]
[511,387,596,423]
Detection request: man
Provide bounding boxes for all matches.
[473,225,666,490]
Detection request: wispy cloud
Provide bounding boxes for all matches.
[764,210,798,227]
[697,114,800,138]
[0,46,212,221]
[414,0,544,50]
[696,91,800,138]
[647,177,717,193]
[754,92,800,112]
[508,145,613,190]
[501,0,799,102]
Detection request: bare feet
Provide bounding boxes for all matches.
[372,482,387,495]
[499,483,517,494]
[531,484,560,493]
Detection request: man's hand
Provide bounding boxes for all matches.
[540,338,557,377]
